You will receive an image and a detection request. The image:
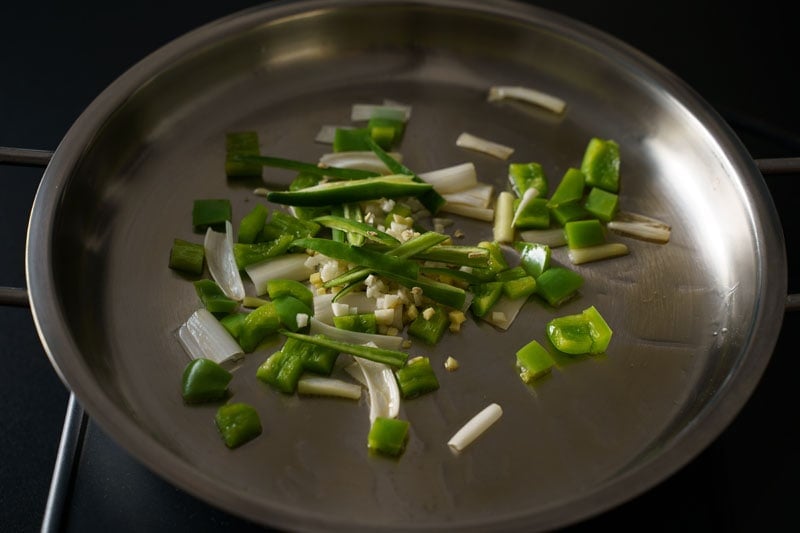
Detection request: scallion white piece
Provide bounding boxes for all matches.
[418,162,478,194]
[439,202,495,221]
[447,403,503,453]
[315,125,352,144]
[568,242,630,265]
[177,308,243,364]
[493,191,515,243]
[456,132,514,160]
[607,218,671,243]
[204,221,245,301]
[510,187,540,227]
[351,103,411,122]
[319,151,402,174]
[356,351,400,423]
[309,317,404,350]
[297,375,362,400]
[245,253,314,296]
[441,183,494,208]
[519,227,567,247]
[487,85,567,115]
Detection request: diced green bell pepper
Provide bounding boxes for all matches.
[564,219,606,249]
[169,238,205,275]
[515,340,555,382]
[550,201,592,226]
[333,313,378,334]
[394,357,440,399]
[477,241,509,273]
[535,267,583,307]
[509,162,548,198]
[256,348,305,393]
[581,137,620,193]
[281,336,340,375]
[261,211,320,240]
[368,116,405,149]
[367,417,410,457]
[333,127,371,152]
[545,306,613,355]
[219,312,247,340]
[289,172,329,221]
[407,305,449,345]
[239,302,281,352]
[215,402,262,448]
[181,358,233,403]
[225,131,262,178]
[193,279,238,314]
[513,197,550,230]
[514,241,551,278]
[547,168,585,208]
[192,199,232,232]
[266,278,314,310]
[233,234,294,269]
[237,204,269,244]
[273,295,313,332]
[582,305,613,354]
[470,281,504,317]
[583,187,619,222]
[503,275,537,300]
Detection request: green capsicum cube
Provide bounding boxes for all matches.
[273,295,313,332]
[582,305,613,354]
[546,168,585,208]
[281,336,340,375]
[233,234,294,269]
[546,313,593,355]
[495,266,527,282]
[583,187,619,222]
[394,356,440,399]
[550,202,592,226]
[225,131,262,178]
[266,279,314,310]
[367,417,410,457]
[333,127,371,152]
[408,306,449,345]
[470,281,504,317]
[261,211,320,240]
[333,313,378,334]
[509,161,548,198]
[564,219,606,249]
[214,402,262,448]
[514,241,551,278]
[513,197,550,230]
[477,241,509,273]
[515,340,555,382]
[503,275,537,300]
[535,267,583,307]
[289,172,329,221]
[581,137,620,193]
[219,312,247,340]
[169,238,205,275]
[181,358,233,403]
[239,302,281,352]
[256,349,305,393]
[192,199,232,232]
[237,204,269,244]
[193,279,238,314]
[368,116,405,149]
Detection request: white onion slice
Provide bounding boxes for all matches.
[356,353,400,424]
[245,253,314,296]
[177,308,243,364]
[448,403,503,453]
[308,317,404,350]
[204,221,245,301]
[456,132,514,160]
[487,85,567,115]
[297,376,362,400]
[418,162,478,194]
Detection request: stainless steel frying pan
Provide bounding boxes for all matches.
[22,0,796,531]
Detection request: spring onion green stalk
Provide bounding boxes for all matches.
[318,151,402,174]
[297,375,362,400]
[313,215,400,246]
[281,331,408,368]
[261,211,320,240]
[232,154,379,181]
[519,228,567,248]
[351,103,411,122]
[308,317,404,350]
[439,202,495,221]
[367,417,410,457]
[169,238,205,275]
[568,242,629,265]
[441,183,495,208]
[447,402,503,453]
[294,237,419,280]
[204,221,245,301]
[417,162,478,194]
[178,308,244,364]
[356,354,401,424]
[607,212,671,243]
[493,191,515,243]
[455,132,514,160]
[411,243,490,268]
[515,340,555,383]
[245,253,315,296]
[380,271,468,310]
[267,174,432,207]
[487,85,567,115]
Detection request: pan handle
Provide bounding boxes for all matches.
[756,157,800,312]
[0,146,53,308]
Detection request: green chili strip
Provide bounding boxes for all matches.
[232,154,379,181]
[267,175,433,207]
[280,331,408,368]
[314,215,400,246]
[343,203,366,247]
[394,357,440,398]
[293,237,419,280]
[411,244,490,268]
[380,271,467,309]
[365,137,446,215]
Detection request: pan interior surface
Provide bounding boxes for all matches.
[27,1,786,531]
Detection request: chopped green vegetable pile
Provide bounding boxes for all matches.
[168,90,669,456]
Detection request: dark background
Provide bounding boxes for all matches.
[1,1,798,531]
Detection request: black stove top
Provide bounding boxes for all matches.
[2,1,798,531]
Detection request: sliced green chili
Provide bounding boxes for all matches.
[237,204,269,244]
[267,175,433,207]
[280,331,408,368]
[313,215,400,247]
[169,238,205,275]
[232,154,379,181]
[233,234,294,269]
[289,172,329,220]
[261,211,320,240]
[343,203,366,246]
[266,278,314,310]
[293,237,419,280]
[215,402,262,448]
[333,313,378,334]
[380,271,467,310]
[470,281,504,317]
[225,131,262,178]
[394,357,440,398]
[193,279,238,314]
[407,305,449,345]
[239,302,281,352]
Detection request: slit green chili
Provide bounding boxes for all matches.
[394,356,440,398]
[267,175,433,207]
[294,237,419,280]
[232,154,379,181]
[280,331,408,368]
